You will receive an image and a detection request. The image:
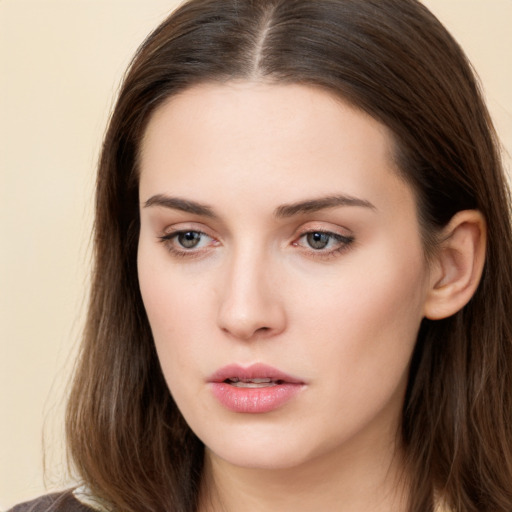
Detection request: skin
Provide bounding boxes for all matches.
[137,82,436,511]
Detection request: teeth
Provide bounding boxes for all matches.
[231,381,277,388]
[227,377,277,388]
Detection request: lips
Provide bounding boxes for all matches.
[208,363,304,413]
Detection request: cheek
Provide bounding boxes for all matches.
[294,240,428,385]
[137,245,218,382]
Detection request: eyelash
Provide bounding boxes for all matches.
[158,229,355,259]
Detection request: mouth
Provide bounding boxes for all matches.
[209,363,304,386]
[208,363,304,413]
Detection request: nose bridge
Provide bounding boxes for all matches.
[217,239,285,340]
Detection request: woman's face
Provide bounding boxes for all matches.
[137,82,432,471]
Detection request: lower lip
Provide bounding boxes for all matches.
[210,382,303,413]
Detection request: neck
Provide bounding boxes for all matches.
[198,432,409,512]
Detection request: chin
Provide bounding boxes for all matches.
[209,445,313,471]
[199,425,323,471]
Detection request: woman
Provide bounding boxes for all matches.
[11,0,512,511]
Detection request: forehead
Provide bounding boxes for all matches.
[138,81,410,214]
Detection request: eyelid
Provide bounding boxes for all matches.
[159,220,219,240]
[293,221,353,240]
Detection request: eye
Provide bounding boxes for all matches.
[176,231,203,249]
[305,232,332,250]
[293,230,354,255]
[159,229,217,257]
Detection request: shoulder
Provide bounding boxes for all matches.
[7,491,96,512]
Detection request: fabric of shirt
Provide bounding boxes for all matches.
[7,492,95,512]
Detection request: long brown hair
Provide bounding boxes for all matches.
[66,1,512,511]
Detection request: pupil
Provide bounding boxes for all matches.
[307,232,329,250]
[178,231,200,248]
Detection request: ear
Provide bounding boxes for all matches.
[423,210,487,320]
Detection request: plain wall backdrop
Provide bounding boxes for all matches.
[1,0,511,508]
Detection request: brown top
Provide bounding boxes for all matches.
[7,492,95,512]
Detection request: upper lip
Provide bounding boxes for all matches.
[208,363,304,384]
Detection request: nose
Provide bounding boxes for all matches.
[216,247,287,341]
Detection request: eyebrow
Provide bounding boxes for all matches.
[143,193,376,218]
[144,194,216,217]
[274,195,376,218]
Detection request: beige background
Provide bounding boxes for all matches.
[1,0,511,509]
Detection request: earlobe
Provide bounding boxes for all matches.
[423,210,487,320]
